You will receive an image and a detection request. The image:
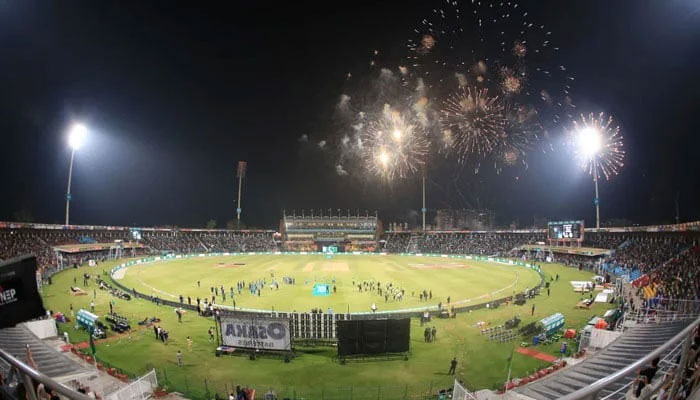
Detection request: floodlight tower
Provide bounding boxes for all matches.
[422,169,426,231]
[236,161,247,224]
[65,123,87,225]
[577,127,602,229]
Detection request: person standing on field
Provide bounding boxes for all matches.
[449,357,457,375]
[176,350,183,366]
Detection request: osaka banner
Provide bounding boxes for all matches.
[221,317,291,351]
[0,255,46,329]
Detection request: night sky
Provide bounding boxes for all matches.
[1,1,699,229]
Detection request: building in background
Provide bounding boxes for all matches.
[435,209,494,231]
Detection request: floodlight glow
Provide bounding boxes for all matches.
[577,127,601,157]
[68,123,88,150]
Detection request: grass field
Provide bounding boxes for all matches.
[40,255,614,399]
[117,255,542,313]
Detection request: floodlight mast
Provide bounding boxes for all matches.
[577,126,601,229]
[422,169,426,231]
[237,176,242,221]
[236,161,247,225]
[593,159,600,229]
[65,123,87,225]
[65,151,75,226]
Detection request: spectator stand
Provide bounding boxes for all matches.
[281,213,379,253]
[53,242,145,269]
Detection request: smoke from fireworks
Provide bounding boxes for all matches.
[570,112,625,180]
[440,87,506,163]
[361,105,430,180]
[492,103,539,173]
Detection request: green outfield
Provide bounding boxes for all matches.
[116,254,542,313]
[40,255,614,399]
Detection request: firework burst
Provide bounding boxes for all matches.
[440,87,506,162]
[405,1,575,131]
[570,112,625,180]
[492,103,540,172]
[361,106,430,180]
[499,67,527,95]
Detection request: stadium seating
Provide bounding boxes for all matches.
[634,245,700,301]
[384,232,545,256]
[0,324,86,379]
[282,215,378,251]
[514,318,695,399]
[0,225,277,277]
[1,222,696,304]
[384,232,412,253]
[383,230,698,301]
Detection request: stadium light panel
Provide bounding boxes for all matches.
[68,123,88,150]
[577,126,601,157]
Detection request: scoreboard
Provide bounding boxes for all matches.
[548,221,584,243]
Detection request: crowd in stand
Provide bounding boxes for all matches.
[141,231,275,254]
[641,246,700,301]
[0,228,277,273]
[384,231,698,302]
[608,235,689,277]
[0,229,133,274]
[199,232,275,253]
[420,233,544,256]
[383,233,412,253]
[141,232,203,253]
[384,232,544,256]
[0,230,54,268]
[582,232,628,249]
[2,225,697,302]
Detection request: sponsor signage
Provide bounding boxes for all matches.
[0,255,46,328]
[221,317,291,351]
